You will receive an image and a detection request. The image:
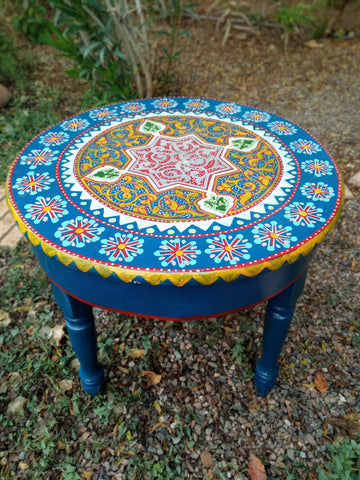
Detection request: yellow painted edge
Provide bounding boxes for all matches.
[5,179,344,287]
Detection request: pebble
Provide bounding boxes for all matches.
[0,84,10,108]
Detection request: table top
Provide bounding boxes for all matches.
[7,98,343,286]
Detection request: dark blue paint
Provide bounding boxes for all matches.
[32,239,315,396]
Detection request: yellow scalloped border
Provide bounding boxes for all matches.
[6,180,344,287]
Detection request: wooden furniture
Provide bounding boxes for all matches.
[6,98,343,396]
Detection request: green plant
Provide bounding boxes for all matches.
[13,0,54,43]
[157,0,197,93]
[318,439,360,480]
[40,0,156,101]
[0,16,34,87]
[231,320,254,378]
[274,0,316,48]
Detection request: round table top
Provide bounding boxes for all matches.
[7,98,343,286]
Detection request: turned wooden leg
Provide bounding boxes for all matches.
[51,284,105,396]
[254,269,308,397]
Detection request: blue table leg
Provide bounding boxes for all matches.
[254,269,308,397]
[51,284,105,396]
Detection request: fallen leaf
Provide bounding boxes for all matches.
[59,379,74,392]
[0,309,11,327]
[315,373,328,394]
[7,396,27,415]
[153,400,162,413]
[224,326,236,333]
[82,472,92,479]
[129,348,145,358]
[14,302,32,313]
[306,39,324,48]
[303,382,315,390]
[149,422,172,434]
[248,454,267,480]
[18,463,29,470]
[57,440,66,450]
[51,325,65,346]
[327,413,360,437]
[81,431,90,441]
[200,450,213,468]
[139,370,162,385]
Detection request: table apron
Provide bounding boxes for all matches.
[32,243,316,321]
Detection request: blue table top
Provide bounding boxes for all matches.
[7,98,343,286]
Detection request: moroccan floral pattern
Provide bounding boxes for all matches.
[25,196,69,224]
[301,159,334,177]
[14,172,54,195]
[154,239,201,268]
[215,103,241,115]
[268,121,297,136]
[289,139,321,155]
[120,102,146,113]
[284,202,325,228]
[89,107,117,120]
[100,233,144,262]
[76,116,282,222]
[152,98,178,109]
[242,110,271,123]
[55,217,104,248]
[205,234,252,265]
[62,118,90,131]
[20,148,58,169]
[39,131,69,146]
[300,182,335,201]
[252,222,297,252]
[8,98,342,279]
[184,99,209,110]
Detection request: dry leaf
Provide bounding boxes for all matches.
[0,309,11,327]
[51,325,65,346]
[200,450,213,468]
[59,379,73,392]
[14,303,32,314]
[306,39,324,48]
[129,348,145,358]
[154,400,162,413]
[327,413,360,437]
[81,431,90,441]
[224,326,236,333]
[248,453,267,480]
[7,396,27,415]
[18,463,30,470]
[315,373,328,394]
[139,370,162,385]
[57,440,66,450]
[82,472,93,479]
[149,422,172,434]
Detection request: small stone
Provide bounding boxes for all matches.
[344,184,354,200]
[18,452,26,460]
[287,449,295,461]
[0,84,11,108]
[349,172,360,187]
[200,450,213,468]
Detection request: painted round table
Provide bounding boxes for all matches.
[6,98,343,396]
